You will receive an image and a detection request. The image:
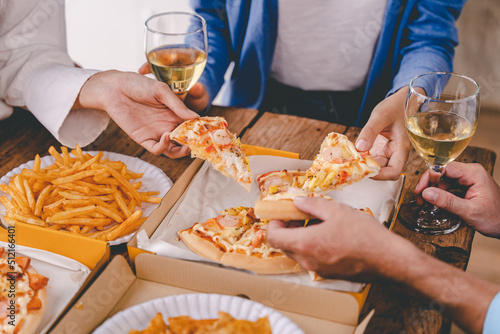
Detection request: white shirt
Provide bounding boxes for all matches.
[270,0,387,91]
[0,0,109,148]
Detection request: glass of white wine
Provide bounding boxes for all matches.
[145,12,208,99]
[403,72,480,234]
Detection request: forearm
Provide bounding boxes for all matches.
[384,238,499,333]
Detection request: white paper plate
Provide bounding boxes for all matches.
[0,151,172,245]
[93,293,304,333]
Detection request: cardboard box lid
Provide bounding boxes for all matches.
[52,255,374,334]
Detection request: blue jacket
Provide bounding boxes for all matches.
[192,0,465,125]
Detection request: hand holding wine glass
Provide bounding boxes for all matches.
[402,72,480,235]
[144,12,208,100]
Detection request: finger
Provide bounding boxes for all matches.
[185,83,210,113]
[138,63,151,75]
[415,170,431,194]
[141,132,170,155]
[292,197,339,221]
[155,82,199,120]
[442,162,482,187]
[371,164,402,181]
[267,220,304,251]
[164,144,191,159]
[422,187,472,218]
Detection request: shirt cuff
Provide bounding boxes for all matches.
[25,63,110,148]
[484,291,500,334]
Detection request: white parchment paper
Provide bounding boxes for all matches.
[138,155,404,293]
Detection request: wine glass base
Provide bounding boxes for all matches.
[399,201,462,235]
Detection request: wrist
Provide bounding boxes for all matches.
[72,71,111,110]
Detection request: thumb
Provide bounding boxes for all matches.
[293,197,338,221]
[422,188,471,218]
[185,83,210,113]
[138,63,151,75]
[355,110,385,152]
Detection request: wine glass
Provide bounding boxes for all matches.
[144,12,208,99]
[402,72,480,235]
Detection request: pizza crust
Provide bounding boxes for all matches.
[254,199,317,221]
[177,229,224,262]
[220,251,300,275]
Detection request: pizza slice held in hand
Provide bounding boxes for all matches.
[170,116,253,191]
[303,132,380,192]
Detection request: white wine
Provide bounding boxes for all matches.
[147,45,207,94]
[406,111,475,166]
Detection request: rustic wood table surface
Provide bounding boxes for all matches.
[0,106,496,333]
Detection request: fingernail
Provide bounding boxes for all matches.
[424,189,438,202]
[356,139,369,151]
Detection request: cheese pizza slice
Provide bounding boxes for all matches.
[303,132,380,192]
[0,247,49,334]
[254,170,331,220]
[178,207,299,274]
[170,116,253,191]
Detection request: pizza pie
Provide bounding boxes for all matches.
[177,206,300,274]
[0,247,49,334]
[254,170,331,220]
[302,132,380,192]
[170,117,253,191]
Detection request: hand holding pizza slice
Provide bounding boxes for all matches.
[170,116,253,191]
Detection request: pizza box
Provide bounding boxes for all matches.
[51,254,375,333]
[122,145,405,329]
[0,223,110,333]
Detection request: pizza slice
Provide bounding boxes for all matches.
[302,132,380,192]
[170,116,253,191]
[178,207,300,274]
[0,247,49,334]
[254,170,331,220]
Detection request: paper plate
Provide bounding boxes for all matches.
[93,293,304,333]
[0,151,172,245]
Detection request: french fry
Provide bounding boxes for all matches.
[0,196,17,213]
[48,146,64,164]
[0,183,30,214]
[61,146,70,166]
[47,205,96,222]
[33,154,41,172]
[105,210,142,241]
[113,191,131,217]
[6,212,46,227]
[95,163,141,204]
[52,169,102,185]
[34,185,54,216]
[22,178,36,212]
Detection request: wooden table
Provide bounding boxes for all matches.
[0,107,496,333]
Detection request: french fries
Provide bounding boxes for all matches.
[0,145,161,241]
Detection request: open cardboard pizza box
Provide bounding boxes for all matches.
[116,146,404,332]
[0,223,110,333]
[52,254,375,333]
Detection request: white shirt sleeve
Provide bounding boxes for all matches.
[483,291,500,334]
[25,63,110,148]
[0,0,109,148]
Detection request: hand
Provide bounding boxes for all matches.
[139,64,210,113]
[355,87,411,180]
[267,197,414,281]
[74,70,199,158]
[415,162,500,238]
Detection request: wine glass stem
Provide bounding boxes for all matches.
[426,163,444,187]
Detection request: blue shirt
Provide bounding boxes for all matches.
[191,0,465,126]
[484,291,500,334]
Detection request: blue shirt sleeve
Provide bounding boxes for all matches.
[484,291,500,334]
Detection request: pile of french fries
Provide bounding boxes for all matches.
[0,145,161,241]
